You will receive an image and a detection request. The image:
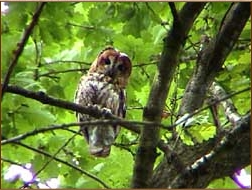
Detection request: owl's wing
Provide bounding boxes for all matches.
[74,75,97,142]
[118,89,126,118]
[110,88,126,138]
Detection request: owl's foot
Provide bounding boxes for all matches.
[89,104,112,117]
[101,107,112,117]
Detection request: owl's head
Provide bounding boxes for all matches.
[89,46,132,87]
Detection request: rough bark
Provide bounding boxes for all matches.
[169,113,250,188]
[131,2,206,188]
[151,113,250,188]
[209,82,241,124]
[150,2,250,188]
[179,2,250,115]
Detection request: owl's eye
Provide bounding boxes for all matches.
[104,58,111,65]
[117,64,126,72]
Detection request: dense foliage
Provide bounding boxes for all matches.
[1,2,250,188]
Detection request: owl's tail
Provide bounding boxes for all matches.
[81,125,120,157]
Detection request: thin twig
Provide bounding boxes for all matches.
[38,68,88,78]
[186,37,200,54]
[34,132,78,179]
[42,60,91,66]
[2,119,170,145]
[20,132,79,189]
[145,2,162,23]
[67,22,95,30]
[15,142,111,188]
[114,142,137,158]
[33,39,43,81]
[170,86,250,129]
[1,157,24,167]
[132,63,157,67]
[1,2,46,100]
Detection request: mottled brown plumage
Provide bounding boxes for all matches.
[74,47,132,157]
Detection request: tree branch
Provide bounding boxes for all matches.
[131,2,206,188]
[1,2,46,100]
[150,112,250,188]
[1,120,142,145]
[179,2,250,115]
[4,84,120,119]
[169,113,250,188]
[166,81,249,188]
[149,2,250,188]
[4,84,142,133]
[209,81,248,187]
[3,84,249,146]
[209,82,241,125]
[168,2,179,23]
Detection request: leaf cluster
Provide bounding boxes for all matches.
[1,2,250,188]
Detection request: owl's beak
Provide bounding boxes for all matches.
[105,63,118,78]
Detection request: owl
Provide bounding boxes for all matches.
[74,47,132,157]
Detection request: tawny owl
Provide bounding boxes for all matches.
[74,47,132,157]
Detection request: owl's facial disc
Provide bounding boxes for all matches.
[103,56,117,78]
[103,55,131,80]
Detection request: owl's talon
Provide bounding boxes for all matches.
[101,108,112,116]
[88,104,100,112]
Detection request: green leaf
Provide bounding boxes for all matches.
[1,2,250,188]
[20,105,56,127]
[134,84,150,106]
[188,124,217,143]
[91,163,105,174]
[208,177,238,188]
